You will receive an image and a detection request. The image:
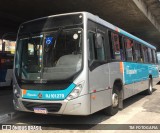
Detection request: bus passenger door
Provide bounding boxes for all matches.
[88,30,110,114]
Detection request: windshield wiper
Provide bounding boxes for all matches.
[53,27,63,49]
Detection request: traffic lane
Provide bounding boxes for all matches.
[5,85,160,130]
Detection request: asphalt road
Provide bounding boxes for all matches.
[0,87,14,115]
[2,85,160,133]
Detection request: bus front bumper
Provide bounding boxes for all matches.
[13,94,91,116]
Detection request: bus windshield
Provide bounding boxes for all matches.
[15,29,82,82]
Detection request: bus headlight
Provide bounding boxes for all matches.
[13,84,20,98]
[14,88,17,94]
[66,81,85,100]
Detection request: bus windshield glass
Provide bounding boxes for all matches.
[15,29,82,82]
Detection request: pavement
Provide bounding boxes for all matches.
[0,87,15,123]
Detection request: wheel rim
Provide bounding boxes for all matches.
[112,93,119,107]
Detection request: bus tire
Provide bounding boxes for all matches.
[103,88,119,116]
[145,78,153,95]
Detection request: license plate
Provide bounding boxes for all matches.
[33,108,48,114]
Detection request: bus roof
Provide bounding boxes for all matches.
[20,12,156,50]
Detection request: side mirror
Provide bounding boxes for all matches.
[95,33,103,48]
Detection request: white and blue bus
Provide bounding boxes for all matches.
[13,12,159,116]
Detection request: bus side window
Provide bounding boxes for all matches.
[139,44,144,62]
[109,32,124,60]
[95,33,105,61]
[135,43,143,62]
[142,46,149,63]
[124,38,134,62]
[148,48,153,63]
[88,31,105,61]
[151,49,155,64]
[152,50,157,64]
[119,36,125,61]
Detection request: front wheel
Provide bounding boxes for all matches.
[103,88,119,116]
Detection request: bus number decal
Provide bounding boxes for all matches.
[45,94,65,99]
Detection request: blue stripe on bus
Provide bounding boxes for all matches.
[119,29,156,49]
[0,69,7,82]
[123,62,159,84]
[22,83,76,100]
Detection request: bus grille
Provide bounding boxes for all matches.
[22,101,62,112]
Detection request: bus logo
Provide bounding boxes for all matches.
[38,93,42,98]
